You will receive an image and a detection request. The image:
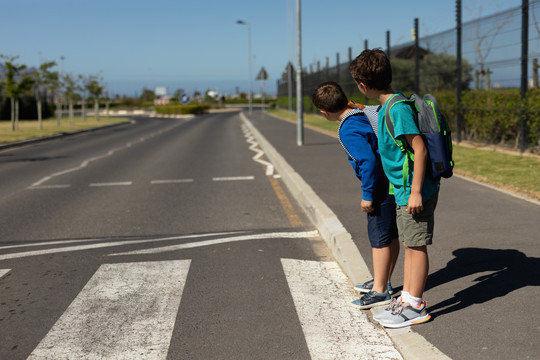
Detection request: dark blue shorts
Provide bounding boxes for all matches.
[366,192,399,248]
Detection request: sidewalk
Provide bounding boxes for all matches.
[242,110,540,360]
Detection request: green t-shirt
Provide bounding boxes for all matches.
[377,93,440,206]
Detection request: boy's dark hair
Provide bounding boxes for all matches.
[349,49,392,91]
[312,81,348,113]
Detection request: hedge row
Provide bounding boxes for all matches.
[277,88,540,148]
[154,104,211,115]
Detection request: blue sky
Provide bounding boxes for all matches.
[1,0,518,97]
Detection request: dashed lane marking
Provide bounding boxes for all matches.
[212,176,255,181]
[28,185,71,189]
[151,179,194,184]
[89,181,133,187]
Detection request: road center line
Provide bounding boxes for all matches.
[151,179,194,184]
[28,184,71,189]
[89,181,132,187]
[212,176,254,181]
[28,260,190,359]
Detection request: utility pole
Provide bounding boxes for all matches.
[456,0,462,143]
[296,0,304,146]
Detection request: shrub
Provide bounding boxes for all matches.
[154,104,211,115]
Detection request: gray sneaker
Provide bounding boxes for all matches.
[378,301,431,328]
[354,279,394,295]
[373,296,402,322]
[351,291,391,310]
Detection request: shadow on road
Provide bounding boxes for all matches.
[425,248,540,317]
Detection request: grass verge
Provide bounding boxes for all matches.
[0,116,129,145]
[268,108,540,201]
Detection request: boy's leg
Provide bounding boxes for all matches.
[372,246,392,294]
[388,237,399,283]
[372,237,399,293]
[407,245,429,299]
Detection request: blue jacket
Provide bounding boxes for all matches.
[338,109,385,202]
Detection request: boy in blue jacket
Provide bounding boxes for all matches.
[312,81,399,309]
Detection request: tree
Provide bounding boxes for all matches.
[85,73,104,121]
[0,56,34,131]
[139,88,154,103]
[420,53,473,93]
[32,61,57,129]
[466,5,513,89]
[173,88,185,99]
[63,73,80,125]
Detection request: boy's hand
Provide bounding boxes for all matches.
[361,199,374,213]
[407,192,423,214]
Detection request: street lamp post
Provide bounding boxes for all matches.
[236,20,253,115]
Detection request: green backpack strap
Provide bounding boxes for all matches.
[384,94,415,205]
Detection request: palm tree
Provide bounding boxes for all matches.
[33,61,57,129]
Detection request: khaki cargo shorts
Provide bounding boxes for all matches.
[396,191,439,247]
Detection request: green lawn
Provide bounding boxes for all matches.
[268,108,540,201]
[0,116,129,145]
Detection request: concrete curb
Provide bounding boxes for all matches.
[240,112,451,360]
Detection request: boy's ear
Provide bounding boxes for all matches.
[356,82,367,92]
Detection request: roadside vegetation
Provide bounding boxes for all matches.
[268,108,540,202]
[0,116,128,145]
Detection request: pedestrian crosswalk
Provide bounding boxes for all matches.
[18,259,401,360]
[2,232,403,359]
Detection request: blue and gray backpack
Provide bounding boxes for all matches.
[384,93,454,187]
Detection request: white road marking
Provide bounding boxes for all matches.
[28,184,71,189]
[151,179,194,184]
[0,232,243,261]
[0,237,106,250]
[212,176,254,181]
[30,122,184,188]
[242,123,275,176]
[282,259,403,360]
[109,230,320,256]
[89,181,132,187]
[28,260,190,360]
[0,269,10,278]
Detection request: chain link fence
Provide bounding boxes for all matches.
[277,1,540,152]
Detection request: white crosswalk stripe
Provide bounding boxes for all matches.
[28,261,190,360]
[282,259,402,360]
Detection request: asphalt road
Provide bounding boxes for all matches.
[0,112,402,359]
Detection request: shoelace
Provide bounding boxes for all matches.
[384,297,402,313]
[391,301,405,315]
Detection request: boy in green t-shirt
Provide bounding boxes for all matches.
[349,49,440,328]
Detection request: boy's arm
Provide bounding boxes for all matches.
[340,121,379,208]
[405,133,427,215]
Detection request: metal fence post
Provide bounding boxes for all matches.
[520,0,529,154]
